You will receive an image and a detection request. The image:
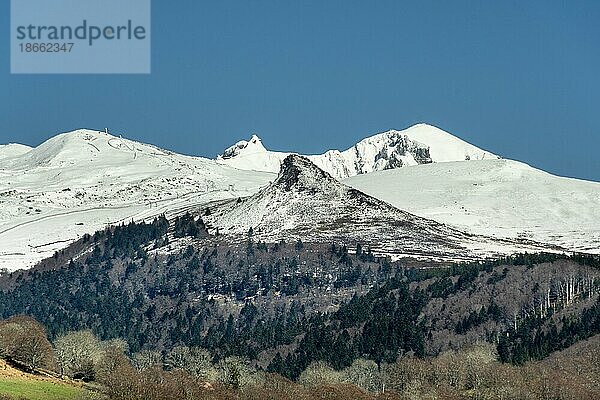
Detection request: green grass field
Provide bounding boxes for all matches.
[0,378,86,400]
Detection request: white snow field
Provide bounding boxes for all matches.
[0,129,274,271]
[217,123,498,179]
[0,143,32,159]
[345,160,600,254]
[0,124,598,270]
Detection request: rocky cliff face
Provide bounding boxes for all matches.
[311,130,433,178]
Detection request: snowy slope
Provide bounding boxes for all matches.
[1,125,596,270]
[397,123,497,162]
[216,123,498,179]
[345,160,600,253]
[0,129,274,271]
[0,143,32,159]
[206,155,554,261]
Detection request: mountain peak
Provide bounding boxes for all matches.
[0,143,32,159]
[206,152,531,262]
[392,124,499,162]
[217,124,499,179]
[0,128,180,171]
[274,154,336,191]
[249,134,262,144]
[50,128,116,143]
[218,134,267,160]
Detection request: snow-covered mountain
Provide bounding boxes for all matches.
[0,143,32,159]
[0,124,597,271]
[0,129,274,271]
[205,154,553,261]
[217,124,498,179]
[345,160,600,254]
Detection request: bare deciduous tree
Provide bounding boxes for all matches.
[342,358,382,393]
[298,360,342,388]
[0,315,55,371]
[165,345,216,381]
[54,330,103,380]
[132,349,162,372]
[216,356,261,390]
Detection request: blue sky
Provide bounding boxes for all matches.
[1,1,599,181]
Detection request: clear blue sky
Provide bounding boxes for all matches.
[1,1,599,181]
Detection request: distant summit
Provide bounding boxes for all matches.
[0,143,32,159]
[216,123,498,179]
[219,134,266,159]
[0,128,274,271]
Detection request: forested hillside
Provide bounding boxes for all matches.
[0,217,598,380]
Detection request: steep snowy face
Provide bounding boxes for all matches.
[219,134,266,159]
[205,155,551,261]
[216,124,498,179]
[216,134,285,173]
[309,131,433,179]
[398,123,498,162]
